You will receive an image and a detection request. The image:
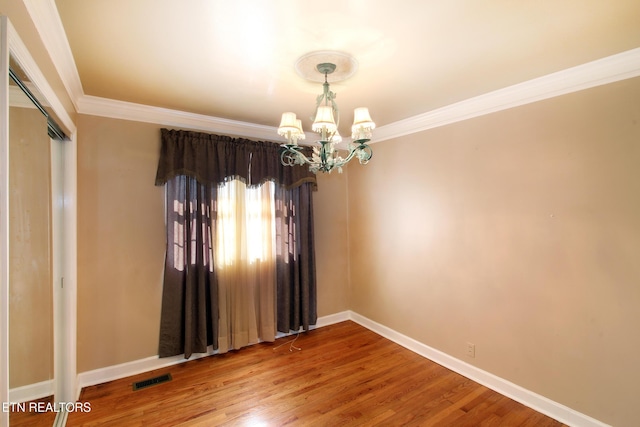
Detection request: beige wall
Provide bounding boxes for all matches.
[314,170,350,317]
[77,116,165,372]
[76,115,350,372]
[347,77,640,427]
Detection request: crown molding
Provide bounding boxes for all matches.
[21,0,640,143]
[22,0,84,111]
[77,95,327,143]
[78,95,283,141]
[374,47,640,143]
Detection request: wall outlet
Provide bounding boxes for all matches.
[466,342,475,358]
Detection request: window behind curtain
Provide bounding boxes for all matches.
[216,179,276,268]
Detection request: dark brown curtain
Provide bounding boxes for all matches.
[275,184,317,332]
[156,129,317,358]
[158,176,218,358]
[155,128,317,190]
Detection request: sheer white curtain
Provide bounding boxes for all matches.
[215,179,277,352]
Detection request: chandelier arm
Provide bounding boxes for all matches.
[338,141,371,165]
[356,143,373,164]
[281,145,314,166]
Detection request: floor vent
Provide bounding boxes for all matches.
[132,373,172,391]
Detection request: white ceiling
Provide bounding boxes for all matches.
[50,0,640,141]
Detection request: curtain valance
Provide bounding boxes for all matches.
[155,129,317,190]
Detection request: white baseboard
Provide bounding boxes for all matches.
[348,311,610,427]
[314,310,350,327]
[9,379,54,403]
[76,311,350,391]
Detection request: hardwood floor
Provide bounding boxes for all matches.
[8,396,57,426]
[66,321,566,426]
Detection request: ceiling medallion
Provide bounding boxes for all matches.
[278,51,375,174]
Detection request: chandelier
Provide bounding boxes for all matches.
[278,61,375,173]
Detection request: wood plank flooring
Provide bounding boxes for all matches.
[66,321,566,426]
[8,396,57,426]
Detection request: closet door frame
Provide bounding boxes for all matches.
[1,15,78,427]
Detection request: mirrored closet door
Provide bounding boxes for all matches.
[8,58,57,426]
